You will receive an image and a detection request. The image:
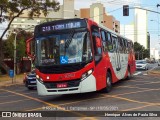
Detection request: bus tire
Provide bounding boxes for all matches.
[104,72,112,93]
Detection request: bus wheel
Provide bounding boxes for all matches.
[104,72,112,93]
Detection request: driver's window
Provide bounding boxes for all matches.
[91,26,102,62]
[91,26,102,55]
[82,32,92,61]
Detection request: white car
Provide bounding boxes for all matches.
[136,60,149,70]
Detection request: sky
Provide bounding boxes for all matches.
[58,0,160,50]
[0,0,159,49]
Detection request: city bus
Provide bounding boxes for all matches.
[26,18,136,95]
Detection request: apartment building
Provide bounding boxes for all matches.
[80,3,120,33]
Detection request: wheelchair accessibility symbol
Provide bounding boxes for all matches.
[60,56,68,64]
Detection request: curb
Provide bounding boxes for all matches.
[0,79,24,88]
[148,71,160,77]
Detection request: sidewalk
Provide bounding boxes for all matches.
[148,66,160,76]
[0,74,24,87]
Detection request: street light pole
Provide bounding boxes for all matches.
[13,32,17,83]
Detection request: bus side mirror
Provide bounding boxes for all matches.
[95,37,102,47]
[26,37,35,59]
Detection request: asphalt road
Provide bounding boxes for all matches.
[0,64,160,120]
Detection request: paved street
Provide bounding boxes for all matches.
[0,64,160,120]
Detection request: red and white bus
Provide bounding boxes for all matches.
[27,18,136,95]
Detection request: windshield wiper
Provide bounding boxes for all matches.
[65,29,75,48]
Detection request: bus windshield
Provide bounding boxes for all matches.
[35,31,92,66]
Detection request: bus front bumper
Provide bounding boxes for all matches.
[36,74,97,95]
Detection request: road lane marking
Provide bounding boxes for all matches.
[134,81,160,86]
[127,80,150,83]
[0,89,96,118]
[0,91,37,98]
[113,88,160,96]
[115,85,149,90]
[143,73,148,75]
[25,82,160,111]
[25,95,110,111]
[104,95,160,105]
[0,99,29,105]
[78,117,98,120]
[121,104,156,111]
[133,72,141,76]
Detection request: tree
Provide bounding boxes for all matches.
[0,0,60,73]
[3,35,14,59]
[3,30,34,73]
[134,42,149,60]
[143,49,150,59]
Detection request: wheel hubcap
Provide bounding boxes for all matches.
[107,77,111,86]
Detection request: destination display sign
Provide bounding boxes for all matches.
[39,19,87,33]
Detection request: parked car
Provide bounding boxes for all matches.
[136,60,149,70]
[23,69,36,90]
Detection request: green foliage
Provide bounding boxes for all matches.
[3,31,33,61]
[143,49,150,58]
[17,38,25,61]
[0,0,60,23]
[3,35,14,58]
[134,42,145,52]
[0,0,60,73]
[134,42,150,60]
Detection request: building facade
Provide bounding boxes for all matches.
[134,7,148,49]
[120,7,149,49]
[120,24,135,42]
[150,48,160,60]
[80,3,120,33]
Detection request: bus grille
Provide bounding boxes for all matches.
[37,63,86,74]
[44,79,81,89]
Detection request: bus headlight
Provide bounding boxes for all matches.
[36,75,39,79]
[81,69,93,81]
[36,75,43,84]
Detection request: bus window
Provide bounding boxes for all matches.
[111,36,117,52]
[93,36,102,55]
[91,26,102,55]
[91,26,102,62]
[122,39,126,53]
[118,37,123,53]
[106,32,113,52]
[82,32,93,61]
[128,41,131,53]
[101,30,108,52]
[125,40,128,53]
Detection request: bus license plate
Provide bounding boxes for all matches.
[57,83,67,88]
